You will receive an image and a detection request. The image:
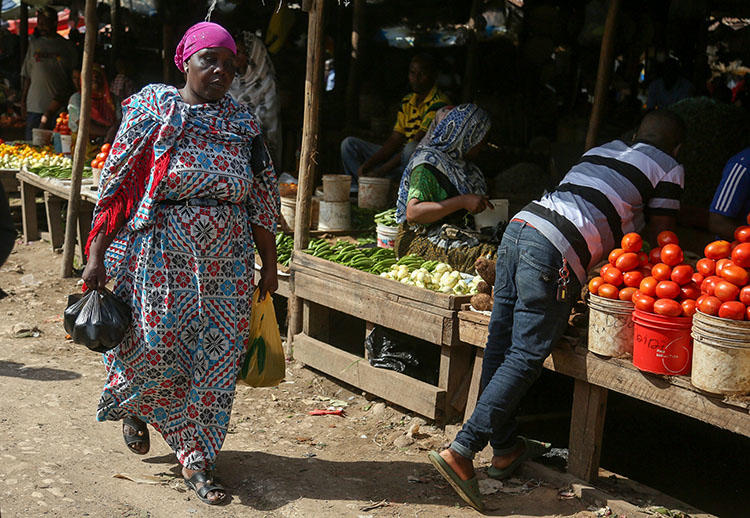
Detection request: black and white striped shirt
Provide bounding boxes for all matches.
[515,140,684,283]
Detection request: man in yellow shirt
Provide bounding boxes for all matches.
[341,54,450,192]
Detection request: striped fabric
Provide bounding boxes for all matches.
[393,85,450,141]
[710,148,750,218]
[515,140,684,283]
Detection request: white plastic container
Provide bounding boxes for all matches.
[32,128,53,147]
[587,293,635,357]
[376,223,399,249]
[358,177,391,210]
[318,200,351,231]
[474,198,509,230]
[59,134,72,155]
[91,167,102,187]
[322,175,352,202]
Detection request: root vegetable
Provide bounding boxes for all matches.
[474,257,496,286]
[470,293,493,311]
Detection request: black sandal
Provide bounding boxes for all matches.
[184,471,227,505]
[122,416,150,455]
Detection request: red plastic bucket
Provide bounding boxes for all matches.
[632,309,693,375]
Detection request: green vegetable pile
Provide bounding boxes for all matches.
[373,208,397,227]
[303,238,398,274]
[28,165,92,179]
[275,233,293,267]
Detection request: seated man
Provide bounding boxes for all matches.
[708,147,750,240]
[341,53,449,191]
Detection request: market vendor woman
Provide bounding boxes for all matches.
[394,103,497,272]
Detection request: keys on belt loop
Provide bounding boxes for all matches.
[556,258,571,302]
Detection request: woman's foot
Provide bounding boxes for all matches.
[182,467,226,505]
[439,448,475,481]
[122,416,149,455]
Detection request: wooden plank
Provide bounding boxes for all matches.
[294,252,471,310]
[43,192,64,249]
[293,333,445,419]
[464,348,484,421]
[76,203,93,264]
[0,169,19,193]
[20,180,39,242]
[16,170,98,204]
[439,342,473,420]
[295,270,452,345]
[252,269,291,299]
[302,299,330,342]
[568,380,608,482]
[459,313,489,349]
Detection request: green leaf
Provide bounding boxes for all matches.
[257,337,266,373]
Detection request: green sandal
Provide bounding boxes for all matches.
[486,436,551,480]
[427,451,483,511]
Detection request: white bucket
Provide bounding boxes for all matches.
[32,128,53,147]
[358,177,391,210]
[91,168,102,188]
[474,199,509,230]
[60,134,72,155]
[691,310,750,394]
[376,223,398,249]
[322,175,352,202]
[318,200,351,231]
[587,294,634,357]
[280,195,320,230]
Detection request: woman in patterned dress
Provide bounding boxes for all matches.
[81,22,279,505]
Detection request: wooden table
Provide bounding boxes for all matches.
[17,168,98,262]
[458,308,750,482]
[291,252,474,421]
[0,168,19,193]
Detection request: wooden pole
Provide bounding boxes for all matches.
[110,0,121,67]
[461,0,483,102]
[288,0,326,356]
[19,2,28,72]
[345,0,364,124]
[584,0,621,151]
[61,0,97,278]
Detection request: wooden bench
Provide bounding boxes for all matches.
[17,168,98,263]
[457,308,750,481]
[291,251,475,421]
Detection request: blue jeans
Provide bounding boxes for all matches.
[25,112,43,141]
[340,136,417,190]
[451,220,580,458]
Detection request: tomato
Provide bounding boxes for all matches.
[619,287,637,302]
[639,276,659,297]
[719,301,746,320]
[608,248,625,266]
[597,283,619,299]
[670,264,694,285]
[588,276,604,295]
[734,226,750,243]
[740,285,750,305]
[747,212,750,226]
[655,280,681,299]
[698,295,722,316]
[716,258,733,274]
[660,244,684,266]
[101,143,111,153]
[680,281,701,300]
[731,242,750,268]
[657,230,679,247]
[691,272,705,285]
[696,258,716,276]
[654,298,682,317]
[681,299,697,317]
[637,251,649,267]
[649,247,662,265]
[720,265,749,287]
[600,264,611,277]
[621,232,643,253]
[602,267,623,287]
[714,280,740,302]
[623,270,644,288]
[701,276,721,296]
[651,263,672,281]
[96,152,107,161]
[705,240,732,260]
[632,291,655,312]
[746,305,750,321]
[615,252,640,272]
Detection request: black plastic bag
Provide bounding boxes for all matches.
[365,326,421,375]
[64,289,131,353]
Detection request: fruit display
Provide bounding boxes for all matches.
[54,112,71,135]
[374,208,397,227]
[0,143,72,169]
[275,232,293,267]
[90,142,111,170]
[27,165,92,179]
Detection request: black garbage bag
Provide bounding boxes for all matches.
[63,289,131,353]
[365,326,422,376]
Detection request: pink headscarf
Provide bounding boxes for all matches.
[173,22,237,73]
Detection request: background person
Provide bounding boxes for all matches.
[81,22,279,506]
[341,53,449,192]
[708,147,750,240]
[68,65,117,143]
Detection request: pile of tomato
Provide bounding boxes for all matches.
[54,113,71,135]
[589,231,699,318]
[90,142,111,170]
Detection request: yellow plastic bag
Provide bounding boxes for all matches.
[238,290,285,387]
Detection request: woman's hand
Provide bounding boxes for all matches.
[257,265,278,301]
[461,194,493,214]
[81,257,107,291]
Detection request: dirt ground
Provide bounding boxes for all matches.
[0,240,676,518]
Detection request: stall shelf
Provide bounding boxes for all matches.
[0,168,19,193]
[291,251,475,421]
[457,306,750,482]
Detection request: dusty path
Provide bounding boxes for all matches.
[0,241,597,517]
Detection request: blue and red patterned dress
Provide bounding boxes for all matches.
[89,84,279,471]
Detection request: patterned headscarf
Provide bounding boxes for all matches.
[396,104,491,224]
[174,22,236,73]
